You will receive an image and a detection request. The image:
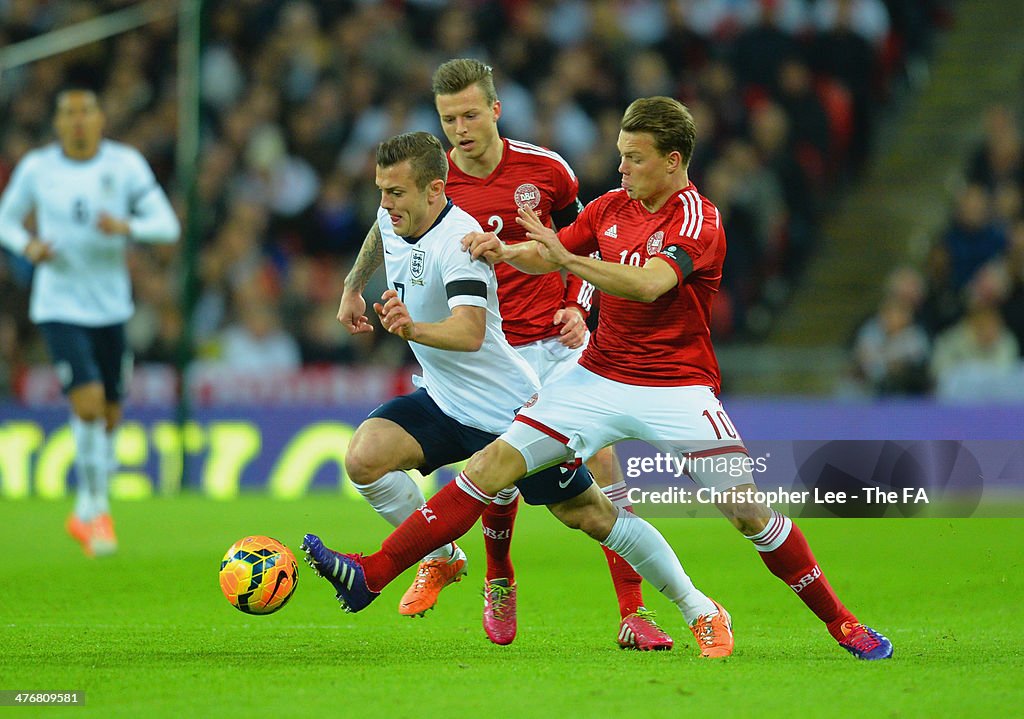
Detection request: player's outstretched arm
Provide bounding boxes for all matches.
[374,289,485,351]
[516,206,575,269]
[565,254,679,303]
[518,206,679,303]
[344,223,385,293]
[337,223,385,333]
[461,231,560,274]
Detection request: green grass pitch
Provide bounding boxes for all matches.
[1,495,1021,718]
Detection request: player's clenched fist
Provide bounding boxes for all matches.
[373,288,417,341]
[24,238,55,264]
[337,290,374,334]
[461,231,506,264]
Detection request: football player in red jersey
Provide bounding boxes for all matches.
[313,96,891,661]
[430,59,676,649]
[337,59,681,650]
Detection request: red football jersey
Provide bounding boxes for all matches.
[558,184,726,390]
[446,138,588,346]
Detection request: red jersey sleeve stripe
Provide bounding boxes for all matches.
[507,139,576,179]
[678,190,704,239]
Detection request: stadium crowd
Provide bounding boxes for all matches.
[1,0,951,397]
[850,103,1024,400]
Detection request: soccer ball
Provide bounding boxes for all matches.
[219,535,298,615]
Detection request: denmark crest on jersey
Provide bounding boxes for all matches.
[410,248,426,285]
[646,231,665,255]
[513,183,541,210]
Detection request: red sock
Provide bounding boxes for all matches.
[362,473,491,592]
[601,544,645,618]
[751,511,856,641]
[482,493,519,582]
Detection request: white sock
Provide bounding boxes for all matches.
[602,507,716,624]
[493,487,519,505]
[352,470,453,561]
[70,415,107,521]
[745,509,792,552]
[601,481,633,510]
[106,429,119,474]
[91,428,112,515]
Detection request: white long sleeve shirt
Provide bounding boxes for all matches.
[0,140,180,325]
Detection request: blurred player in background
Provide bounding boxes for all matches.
[307,96,892,661]
[329,130,727,656]
[0,88,180,557]
[339,58,682,650]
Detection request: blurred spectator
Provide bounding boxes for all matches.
[216,300,301,372]
[930,306,1020,397]
[729,1,803,91]
[774,57,832,181]
[137,303,185,366]
[811,0,878,165]
[966,104,1024,192]
[883,265,926,316]
[918,243,963,337]
[852,298,930,395]
[812,0,891,46]
[941,183,1007,290]
[1001,221,1024,353]
[749,100,817,272]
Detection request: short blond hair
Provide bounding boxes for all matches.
[432,58,497,105]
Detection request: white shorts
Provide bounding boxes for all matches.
[503,364,749,489]
[513,334,586,386]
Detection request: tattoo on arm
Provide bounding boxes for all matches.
[344,223,384,291]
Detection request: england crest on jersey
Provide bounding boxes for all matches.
[410,248,426,285]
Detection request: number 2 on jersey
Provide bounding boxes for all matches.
[488,216,503,236]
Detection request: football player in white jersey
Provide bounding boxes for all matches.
[314,132,594,616]
[0,88,180,557]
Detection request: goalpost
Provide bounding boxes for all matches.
[1,0,204,484]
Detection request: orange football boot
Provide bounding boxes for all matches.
[398,544,467,617]
[91,513,118,557]
[66,514,94,558]
[690,599,734,658]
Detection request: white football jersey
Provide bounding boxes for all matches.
[378,201,540,434]
[0,140,180,325]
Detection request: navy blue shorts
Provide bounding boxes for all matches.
[369,388,592,506]
[37,322,131,401]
